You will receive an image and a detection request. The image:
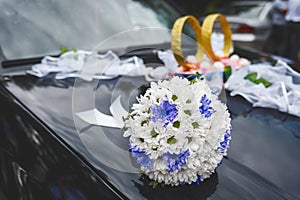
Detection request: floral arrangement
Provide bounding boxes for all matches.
[123,76,231,186]
[175,54,250,75]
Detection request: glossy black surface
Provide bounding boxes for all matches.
[1,60,300,199]
[0,77,124,199]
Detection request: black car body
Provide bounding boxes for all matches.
[1,0,300,199]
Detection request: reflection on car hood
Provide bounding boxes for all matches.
[225,16,265,29]
[1,73,300,199]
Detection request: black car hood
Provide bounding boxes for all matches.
[1,73,300,200]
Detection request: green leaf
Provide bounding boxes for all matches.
[122,115,130,122]
[243,72,257,81]
[189,78,197,85]
[167,136,177,144]
[186,99,192,104]
[187,72,202,84]
[244,72,272,87]
[188,72,201,80]
[74,55,79,60]
[184,110,192,116]
[141,120,147,126]
[151,129,159,138]
[60,45,70,54]
[149,181,159,189]
[187,137,193,143]
[255,78,272,87]
[172,94,178,101]
[156,98,160,103]
[192,122,199,129]
[121,127,128,132]
[60,46,77,54]
[139,138,144,143]
[223,65,232,81]
[173,121,180,128]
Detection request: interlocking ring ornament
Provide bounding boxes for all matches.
[171,14,232,70]
[171,15,203,69]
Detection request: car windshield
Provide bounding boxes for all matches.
[220,3,265,18]
[0,0,181,60]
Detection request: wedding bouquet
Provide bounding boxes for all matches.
[123,76,231,186]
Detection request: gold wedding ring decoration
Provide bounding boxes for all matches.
[171,14,232,69]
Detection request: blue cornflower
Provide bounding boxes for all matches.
[217,129,231,153]
[162,149,190,173]
[150,100,178,127]
[199,94,215,118]
[217,160,222,167]
[192,174,203,184]
[130,145,153,169]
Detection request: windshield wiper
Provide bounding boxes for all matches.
[1,55,59,69]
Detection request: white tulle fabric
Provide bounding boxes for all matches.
[225,60,300,117]
[27,50,150,81]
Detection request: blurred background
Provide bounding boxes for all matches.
[169,0,235,15]
[171,0,273,49]
[170,0,299,63]
[1,0,298,64]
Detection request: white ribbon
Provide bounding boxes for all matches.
[75,96,128,128]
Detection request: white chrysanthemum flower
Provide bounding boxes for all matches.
[123,76,231,186]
